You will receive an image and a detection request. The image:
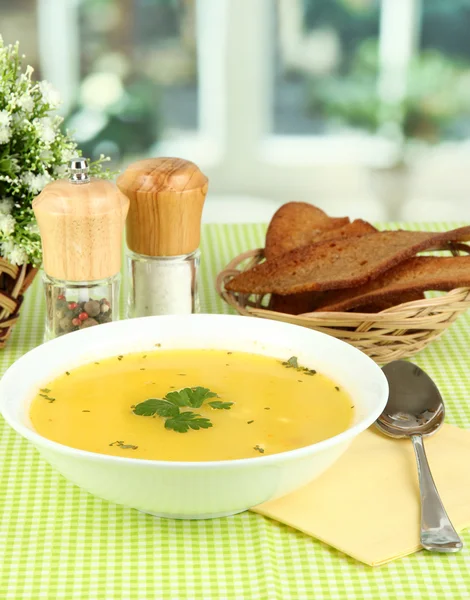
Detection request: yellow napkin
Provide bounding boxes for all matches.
[253,424,470,566]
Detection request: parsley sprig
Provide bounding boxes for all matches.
[133,387,233,433]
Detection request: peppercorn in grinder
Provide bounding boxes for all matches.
[117,157,208,317]
[33,158,129,340]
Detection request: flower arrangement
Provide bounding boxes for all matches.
[0,37,113,267]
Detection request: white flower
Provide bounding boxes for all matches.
[11,112,28,129]
[0,109,10,128]
[38,80,61,108]
[41,123,56,144]
[1,240,14,256]
[17,92,34,113]
[22,171,51,194]
[1,239,28,265]
[0,198,13,215]
[0,109,11,144]
[26,221,40,235]
[40,149,54,161]
[7,244,28,266]
[34,117,57,145]
[54,164,68,177]
[0,214,16,236]
[0,126,11,144]
[61,147,76,163]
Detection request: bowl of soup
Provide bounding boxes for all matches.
[0,315,388,519]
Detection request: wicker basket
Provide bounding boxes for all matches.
[216,248,470,363]
[0,258,38,348]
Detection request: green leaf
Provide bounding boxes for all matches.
[282,356,299,369]
[133,399,180,418]
[39,393,56,403]
[281,356,317,375]
[209,401,234,410]
[303,368,317,376]
[109,440,138,450]
[164,389,191,407]
[165,387,218,409]
[153,400,181,418]
[0,158,16,176]
[164,411,213,433]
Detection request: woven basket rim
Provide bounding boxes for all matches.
[0,260,38,348]
[216,247,470,362]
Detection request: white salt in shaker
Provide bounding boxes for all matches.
[117,158,208,317]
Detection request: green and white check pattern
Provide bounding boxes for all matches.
[1,223,470,599]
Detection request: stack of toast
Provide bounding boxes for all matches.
[226,202,470,315]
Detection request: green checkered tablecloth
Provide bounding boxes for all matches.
[1,222,470,599]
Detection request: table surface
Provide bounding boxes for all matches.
[1,222,470,600]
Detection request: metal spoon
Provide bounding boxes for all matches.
[376,360,463,553]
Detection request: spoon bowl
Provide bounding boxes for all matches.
[377,361,445,438]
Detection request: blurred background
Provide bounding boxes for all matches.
[1,0,470,222]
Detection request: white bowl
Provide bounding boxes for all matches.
[0,315,388,519]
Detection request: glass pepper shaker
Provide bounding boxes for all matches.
[117,158,208,317]
[33,158,129,340]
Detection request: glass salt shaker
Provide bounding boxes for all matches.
[117,158,208,317]
[33,158,129,340]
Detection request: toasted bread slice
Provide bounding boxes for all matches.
[315,256,470,312]
[268,219,378,314]
[265,202,350,259]
[348,292,425,313]
[269,292,324,315]
[226,227,470,295]
[270,290,426,316]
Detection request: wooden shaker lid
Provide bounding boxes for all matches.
[117,157,208,256]
[33,165,129,281]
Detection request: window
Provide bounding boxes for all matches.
[1,0,198,166]
[0,0,39,71]
[419,1,470,140]
[2,0,470,219]
[45,0,198,165]
[274,0,380,136]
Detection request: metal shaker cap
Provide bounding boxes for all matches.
[69,157,90,184]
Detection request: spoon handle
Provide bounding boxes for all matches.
[411,434,463,552]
